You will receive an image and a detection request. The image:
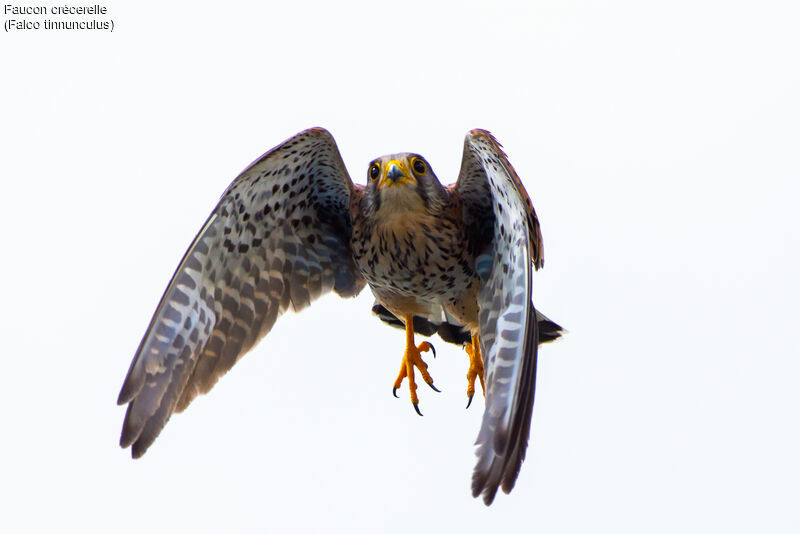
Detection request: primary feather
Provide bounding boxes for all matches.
[118,128,364,457]
[457,130,547,504]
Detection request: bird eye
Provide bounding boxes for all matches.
[411,157,426,175]
[369,163,380,181]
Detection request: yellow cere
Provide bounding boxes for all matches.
[378,159,418,189]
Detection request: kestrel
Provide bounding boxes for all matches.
[117,128,563,505]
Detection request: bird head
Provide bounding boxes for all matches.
[364,153,446,221]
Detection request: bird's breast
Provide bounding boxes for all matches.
[350,211,476,300]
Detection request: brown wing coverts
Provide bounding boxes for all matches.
[456,130,544,504]
[117,128,365,458]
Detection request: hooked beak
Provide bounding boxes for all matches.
[378,160,417,189]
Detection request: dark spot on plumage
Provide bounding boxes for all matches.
[459,258,475,277]
[186,255,202,272]
[238,243,249,253]
[272,184,279,194]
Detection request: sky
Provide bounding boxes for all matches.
[2,0,799,532]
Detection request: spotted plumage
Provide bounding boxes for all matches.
[117,127,563,505]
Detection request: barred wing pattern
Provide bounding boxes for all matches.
[457,130,545,505]
[117,128,365,458]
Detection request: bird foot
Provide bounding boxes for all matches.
[393,340,439,416]
[465,335,485,409]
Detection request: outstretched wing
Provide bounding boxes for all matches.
[117,128,365,458]
[456,129,545,505]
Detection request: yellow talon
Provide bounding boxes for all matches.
[465,334,485,408]
[393,315,439,415]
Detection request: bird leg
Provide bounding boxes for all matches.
[465,334,485,409]
[393,314,439,415]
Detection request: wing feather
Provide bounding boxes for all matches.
[118,128,365,457]
[456,129,545,504]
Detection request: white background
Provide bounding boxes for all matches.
[2,1,798,532]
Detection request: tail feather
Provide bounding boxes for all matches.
[535,310,565,344]
[371,302,563,347]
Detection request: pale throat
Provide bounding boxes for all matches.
[373,187,429,228]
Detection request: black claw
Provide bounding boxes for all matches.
[428,382,441,393]
[466,394,474,409]
[393,387,399,398]
[413,403,423,416]
[429,344,436,358]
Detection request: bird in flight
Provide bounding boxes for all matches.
[117,128,563,504]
